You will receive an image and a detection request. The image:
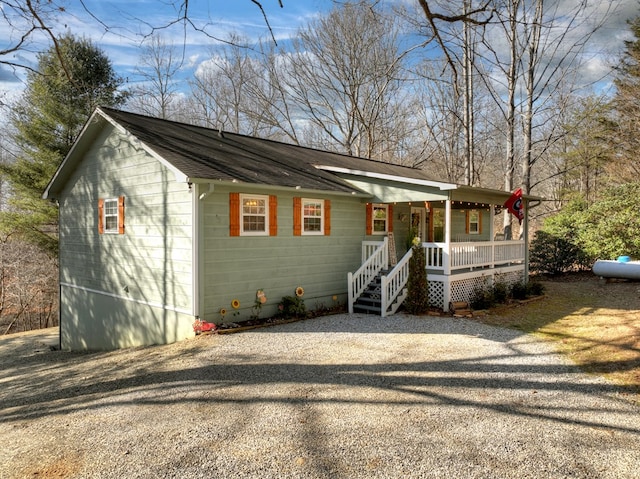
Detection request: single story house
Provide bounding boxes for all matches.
[44,107,537,350]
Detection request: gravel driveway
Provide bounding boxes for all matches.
[1,314,639,478]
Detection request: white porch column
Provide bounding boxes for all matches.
[490,203,495,269]
[445,199,452,244]
[444,199,452,275]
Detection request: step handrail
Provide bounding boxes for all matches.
[348,237,388,313]
[381,247,412,317]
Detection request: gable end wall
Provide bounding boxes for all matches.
[57,124,194,349]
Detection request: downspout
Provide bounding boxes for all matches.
[192,183,215,320]
[191,183,200,320]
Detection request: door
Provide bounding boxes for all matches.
[411,207,427,243]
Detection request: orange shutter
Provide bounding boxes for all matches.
[324,200,331,236]
[387,204,393,233]
[465,211,470,234]
[365,203,373,235]
[118,196,125,234]
[98,198,104,234]
[293,197,302,236]
[229,193,240,236]
[269,195,278,236]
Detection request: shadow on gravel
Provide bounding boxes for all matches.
[2,315,639,438]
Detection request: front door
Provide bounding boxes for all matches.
[411,207,427,243]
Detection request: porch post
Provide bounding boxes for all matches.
[490,203,495,269]
[444,199,452,275]
[444,199,452,244]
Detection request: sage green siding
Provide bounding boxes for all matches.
[57,124,194,349]
[200,185,366,322]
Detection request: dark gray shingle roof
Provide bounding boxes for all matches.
[100,107,440,194]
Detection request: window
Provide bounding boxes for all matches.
[98,196,125,235]
[104,199,119,232]
[302,199,323,234]
[293,197,331,236]
[241,194,268,235]
[365,203,393,235]
[467,209,481,235]
[373,204,388,234]
[229,193,277,237]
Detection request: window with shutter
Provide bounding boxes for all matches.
[99,197,125,234]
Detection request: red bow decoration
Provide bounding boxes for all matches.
[504,188,524,224]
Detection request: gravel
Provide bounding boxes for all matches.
[1,314,639,478]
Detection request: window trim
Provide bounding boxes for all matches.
[240,193,270,236]
[372,203,389,235]
[103,198,119,234]
[301,198,324,236]
[98,196,125,235]
[467,209,481,235]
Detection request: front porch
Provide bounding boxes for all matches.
[348,236,526,315]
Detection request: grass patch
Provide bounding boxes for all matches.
[475,274,640,404]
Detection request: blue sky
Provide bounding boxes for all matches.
[0,0,332,102]
[0,0,638,107]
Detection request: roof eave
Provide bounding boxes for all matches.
[185,177,372,198]
[313,165,458,190]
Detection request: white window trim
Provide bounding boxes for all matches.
[240,194,269,236]
[372,203,389,235]
[103,197,119,234]
[302,198,324,236]
[468,209,480,235]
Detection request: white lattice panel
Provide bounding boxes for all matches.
[428,280,444,309]
[450,276,491,305]
[426,267,526,310]
[495,270,524,286]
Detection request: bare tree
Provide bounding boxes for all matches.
[128,35,182,119]
[285,1,411,159]
[0,232,58,334]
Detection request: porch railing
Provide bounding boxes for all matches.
[380,248,412,317]
[348,237,388,313]
[424,240,524,274]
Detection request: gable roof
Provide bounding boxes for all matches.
[44,107,460,199]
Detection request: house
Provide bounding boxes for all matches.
[44,107,537,350]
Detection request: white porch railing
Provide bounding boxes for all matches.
[380,248,412,317]
[424,240,525,274]
[348,237,388,314]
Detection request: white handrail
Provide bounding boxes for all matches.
[381,247,412,317]
[348,237,388,313]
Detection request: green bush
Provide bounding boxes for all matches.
[405,242,430,314]
[510,281,528,300]
[529,230,589,275]
[527,281,545,297]
[470,286,496,310]
[493,282,509,303]
[577,183,640,260]
[277,295,306,319]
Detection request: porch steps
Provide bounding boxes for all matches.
[353,270,406,315]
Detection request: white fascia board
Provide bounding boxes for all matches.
[99,108,189,184]
[185,177,372,198]
[314,165,458,191]
[43,109,104,199]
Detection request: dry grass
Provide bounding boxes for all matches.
[476,273,640,403]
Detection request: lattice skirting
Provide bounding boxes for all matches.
[427,268,525,310]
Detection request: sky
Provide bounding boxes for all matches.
[0,0,639,111]
[0,0,332,104]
